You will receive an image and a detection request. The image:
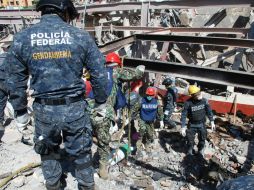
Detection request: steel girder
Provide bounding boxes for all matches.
[123,58,254,90]
[0,0,253,16]
[84,26,249,34]
[99,33,254,55]
[99,35,135,54]
[135,34,254,48]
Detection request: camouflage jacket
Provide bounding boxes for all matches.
[88,66,144,123]
[5,15,107,111]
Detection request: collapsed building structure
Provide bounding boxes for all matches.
[0,0,254,190]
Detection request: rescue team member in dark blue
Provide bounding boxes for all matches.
[180,85,215,156]
[5,0,108,189]
[162,77,177,128]
[133,87,164,150]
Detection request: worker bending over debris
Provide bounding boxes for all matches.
[181,85,215,156]
[162,77,177,128]
[5,0,108,189]
[89,52,145,180]
[133,87,164,151]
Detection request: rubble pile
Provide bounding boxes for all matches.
[0,108,253,190]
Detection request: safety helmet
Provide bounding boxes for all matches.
[188,85,200,95]
[105,52,122,67]
[162,78,173,86]
[36,0,78,20]
[146,87,156,96]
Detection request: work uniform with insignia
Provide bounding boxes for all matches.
[133,96,163,148]
[5,14,108,189]
[181,98,214,153]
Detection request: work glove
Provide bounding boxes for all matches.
[135,65,145,76]
[109,122,118,135]
[181,127,187,137]
[124,118,130,126]
[160,120,164,129]
[164,110,169,115]
[15,112,30,130]
[210,121,216,131]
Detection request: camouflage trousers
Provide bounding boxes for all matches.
[95,118,111,162]
[138,119,155,145]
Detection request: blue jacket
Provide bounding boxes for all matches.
[140,97,158,122]
[5,15,108,111]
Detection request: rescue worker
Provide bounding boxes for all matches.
[181,85,215,156]
[162,77,177,128]
[133,87,164,151]
[0,48,8,132]
[5,0,108,189]
[90,52,145,180]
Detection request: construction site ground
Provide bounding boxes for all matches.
[0,108,254,190]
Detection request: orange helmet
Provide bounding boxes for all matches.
[105,52,122,67]
[146,87,156,96]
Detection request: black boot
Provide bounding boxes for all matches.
[78,184,95,190]
[46,181,61,190]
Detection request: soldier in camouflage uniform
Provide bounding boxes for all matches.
[133,87,164,151]
[89,52,145,179]
[5,0,108,189]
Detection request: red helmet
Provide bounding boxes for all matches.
[105,52,122,67]
[146,87,156,96]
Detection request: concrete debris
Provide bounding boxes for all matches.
[12,176,25,188]
[1,4,254,190]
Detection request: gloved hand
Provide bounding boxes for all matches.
[164,110,169,115]
[109,122,118,135]
[16,112,30,130]
[135,65,145,76]
[124,118,130,126]
[210,121,216,131]
[160,120,164,129]
[181,127,187,137]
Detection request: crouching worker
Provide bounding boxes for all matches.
[133,87,164,151]
[180,85,215,156]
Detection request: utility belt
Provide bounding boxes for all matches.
[34,95,84,105]
[188,120,205,128]
[190,121,204,124]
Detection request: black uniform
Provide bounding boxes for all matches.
[5,14,108,190]
[181,98,214,152]
[163,87,177,127]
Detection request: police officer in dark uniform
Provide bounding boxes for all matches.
[181,85,215,155]
[5,0,108,189]
[162,77,177,128]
